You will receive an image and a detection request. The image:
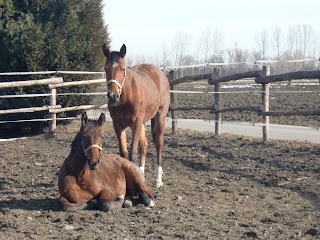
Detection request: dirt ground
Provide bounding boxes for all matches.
[0,118,319,239]
[0,82,320,239]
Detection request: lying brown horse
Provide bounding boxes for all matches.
[102,43,170,188]
[58,112,154,212]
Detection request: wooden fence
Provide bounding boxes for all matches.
[169,66,320,142]
[1,68,320,142]
[0,72,106,134]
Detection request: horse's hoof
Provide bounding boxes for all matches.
[156,180,163,188]
[123,200,132,208]
[117,195,125,201]
[147,200,155,208]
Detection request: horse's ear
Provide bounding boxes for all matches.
[120,44,126,58]
[98,113,106,126]
[102,43,110,57]
[81,112,88,127]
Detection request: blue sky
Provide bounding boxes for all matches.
[102,0,320,59]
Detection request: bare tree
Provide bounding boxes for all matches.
[199,27,224,63]
[287,24,313,59]
[210,28,224,62]
[272,26,282,61]
[271,26,282,73]
[286,25,295,59]
[255,29,269,59]
[171,31,191,66]
[226,48,236,63]
[181,55,195,65]
[200,27,211,61]
[160,42,170,67]
[301,24,313,58]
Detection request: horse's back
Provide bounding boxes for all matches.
[132,64,170,109]
[133,64,169,88]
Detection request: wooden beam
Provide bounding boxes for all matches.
[208,70,263,84]
[49,104,108,113]
[170,105,262,113]
[256,70,320,84]
[169,70,177,134]
[170,106,213,111]
[213,68,221,135]
[169,73,212,85]
[0,105,61,114]
[49,79,105,89]
[0,78,63,88]
[210,105,261,113]
[259,108,320,116]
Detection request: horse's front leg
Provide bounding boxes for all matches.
[113,123,128,159]
[138,123,148,174]
[59,196,88,212]
[59,176,90,212]
[129,120,143,163]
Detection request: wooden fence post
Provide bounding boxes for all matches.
[213,68,221,135]
[169,70,176,134]
[262,66,270,142]
[49,87,57,134]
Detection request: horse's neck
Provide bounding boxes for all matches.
[121,68,135,102]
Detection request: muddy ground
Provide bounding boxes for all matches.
[0,83,320,239]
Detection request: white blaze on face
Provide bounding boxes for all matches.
[112,62,118,69]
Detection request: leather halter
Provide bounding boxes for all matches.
[106,66,127,95]
[82,143,103,158]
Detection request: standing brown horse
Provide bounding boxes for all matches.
[58,112,154,212]
[102,43,170,188]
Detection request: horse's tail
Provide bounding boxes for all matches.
[151,118,156,142]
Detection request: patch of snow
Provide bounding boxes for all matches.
[0,137,27,142]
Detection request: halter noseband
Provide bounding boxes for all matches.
[106,66,127,95]
[82,143,103,159]
[84,144,102,153]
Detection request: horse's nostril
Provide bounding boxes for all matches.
[88,160,99,170]
[107,93,120,102]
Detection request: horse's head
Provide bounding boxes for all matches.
[80,112,106,170]
[103,43,127,106]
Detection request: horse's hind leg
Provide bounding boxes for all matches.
[123,163,154,207]
[138,123,148,174]
[138,192,155,207]
[154,115,166,188]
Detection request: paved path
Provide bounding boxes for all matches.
[88,110,320,144]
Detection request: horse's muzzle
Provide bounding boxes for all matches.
[107,92,120,104]
[88,159,100,170]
